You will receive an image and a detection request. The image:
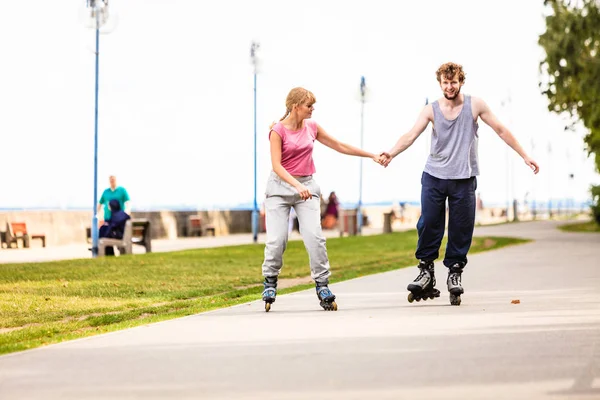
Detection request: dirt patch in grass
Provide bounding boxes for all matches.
[278,276,314,289]
[483,239,497,248]
[234,276,314,291]
[0,327,21,334]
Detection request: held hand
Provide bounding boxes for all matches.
[295,183,313,201]
[376,154,389,167]
[524,157,540,174]
[379,152,393,167]
[371,153,386,167]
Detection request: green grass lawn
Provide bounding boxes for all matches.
[0,231,529,355]
[558,220,600,233]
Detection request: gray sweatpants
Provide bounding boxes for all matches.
[261,171,331,284]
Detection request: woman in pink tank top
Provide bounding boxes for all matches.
[260,87,385,312]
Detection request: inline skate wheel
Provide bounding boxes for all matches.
[407,293,415,303]
[450,294,461,306]
[265,302,271,312]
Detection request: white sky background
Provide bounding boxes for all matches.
[0,0,598,210]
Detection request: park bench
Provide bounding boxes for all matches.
[4,222,46,248]
[88,218,152,255]
[98,220,132,257]
[187,215,215,236]
[131,219,152,253]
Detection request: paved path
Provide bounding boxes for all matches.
[0,221,599,399]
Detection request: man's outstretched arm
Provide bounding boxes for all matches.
[381,105,432,167]
[476,97,540,174]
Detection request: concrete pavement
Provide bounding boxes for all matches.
[0,220,599,399]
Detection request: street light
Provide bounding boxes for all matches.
[566,149,573,215]
[531,138,537,219]
[82,0,113,257]
[547,141,553,218]
[424,97,429,153]
[357,76,366,235]
[250,41,260,243]
[501,96,512,222]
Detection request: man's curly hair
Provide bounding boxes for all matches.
[436,62,466,83]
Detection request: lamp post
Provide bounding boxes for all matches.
[424,97,429,153]
[501,96,512,222]
[357,76,366,235]
[84,0,110,258]
[250,41,260,243]
[548,141,553,218]
[566,148,573,215]
[531,138,537,219]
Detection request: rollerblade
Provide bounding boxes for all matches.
[316,284,338,311]
[447,263,464,306]
[407,260,441,303]
[262,276,277,312]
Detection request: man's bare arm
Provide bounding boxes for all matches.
[475,97,539,174]
[387,105,432,159]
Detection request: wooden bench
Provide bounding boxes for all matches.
[187,215,215,236]
[88,218,151,254]
[98,220,132,257]
[131,219,152,253]
[5,222,46,248]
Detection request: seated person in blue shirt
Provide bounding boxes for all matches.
[99,199,131,256]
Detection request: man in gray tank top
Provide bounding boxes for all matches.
[380,62,539,306]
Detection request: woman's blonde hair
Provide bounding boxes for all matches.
[275,87,316,123]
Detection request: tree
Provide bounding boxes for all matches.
[539,0,600,222]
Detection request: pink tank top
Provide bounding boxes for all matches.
[270,120,318,176]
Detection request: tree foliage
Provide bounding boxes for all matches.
[539,0,600,169]
[539,0,600,221]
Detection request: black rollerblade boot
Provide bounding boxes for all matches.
[262,276,277,312]
[316,283,337,311]
[447,263,464,306]
[407,260,441,303]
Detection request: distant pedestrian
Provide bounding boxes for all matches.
[98,175,130,224]
[322,191,339,229]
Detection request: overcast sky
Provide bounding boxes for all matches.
[0,0,598,210]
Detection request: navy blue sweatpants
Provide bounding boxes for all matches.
[415,172,477,268]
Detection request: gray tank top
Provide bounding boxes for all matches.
[424,95,479,179]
